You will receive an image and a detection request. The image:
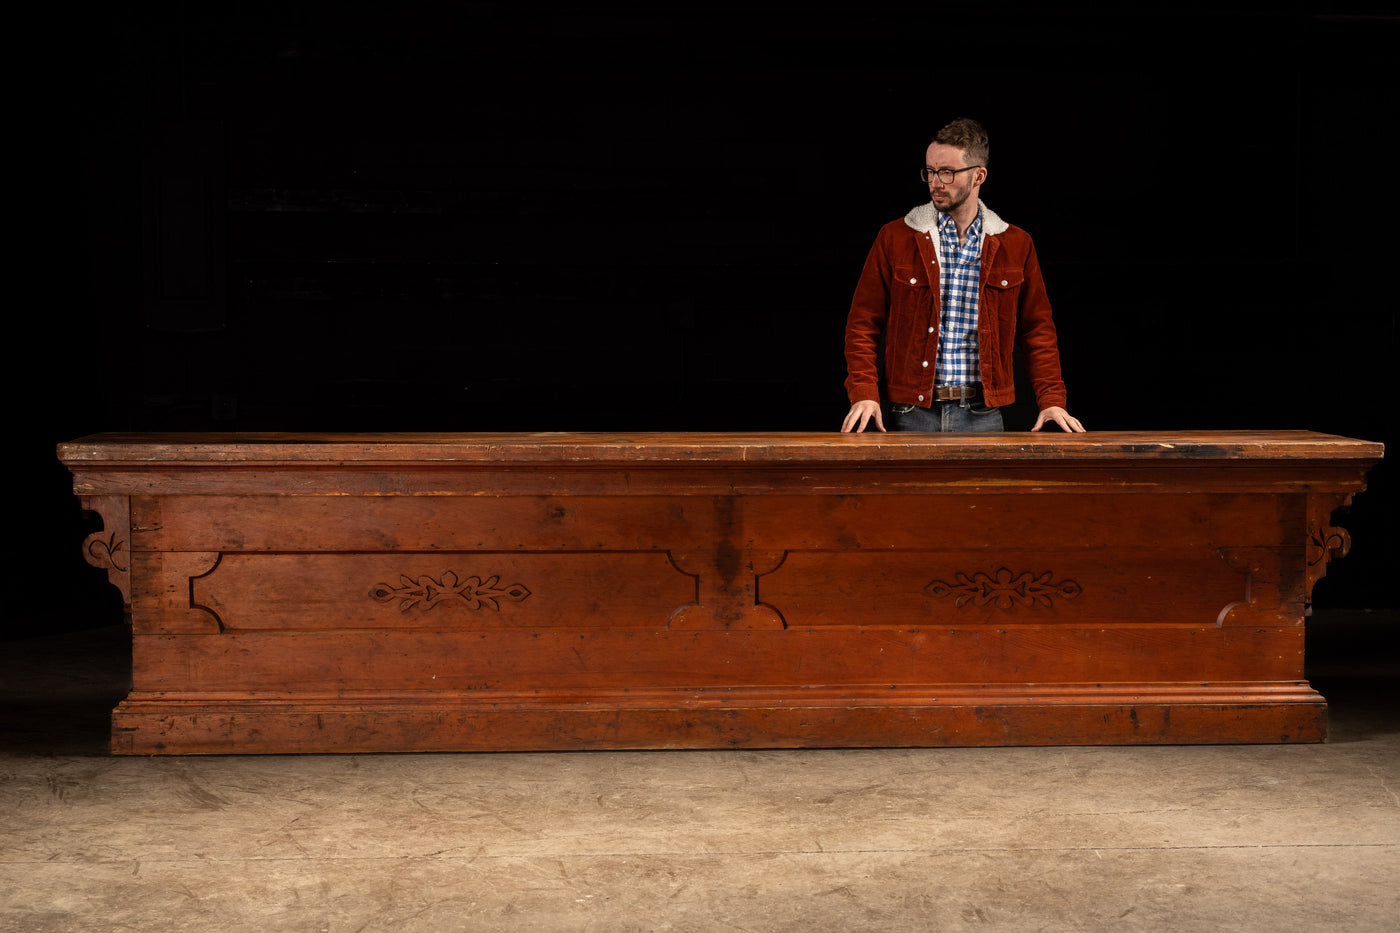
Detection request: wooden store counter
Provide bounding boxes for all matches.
[58,431,1382,754]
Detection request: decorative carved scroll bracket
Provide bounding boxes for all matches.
[924,568,1082,610]
[79,495,131,606]
[1305,493,1356,608]
[369,571,531,613]
[668,549,787,630]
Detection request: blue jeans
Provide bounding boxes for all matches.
[888,398,1004,432]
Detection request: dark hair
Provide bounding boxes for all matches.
[931,118,989,167]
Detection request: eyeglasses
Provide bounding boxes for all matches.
[920,165,982,184]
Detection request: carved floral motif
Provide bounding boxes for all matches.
[85,532,129,573]
[369,572,531,612]
[924,568,1082,609]
[1307,525,1352,568]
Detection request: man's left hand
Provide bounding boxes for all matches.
[1031,406,1085,433]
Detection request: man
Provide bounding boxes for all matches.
[841,118,1084,433]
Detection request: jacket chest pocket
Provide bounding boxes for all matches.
[984,269,1023,313]
[891,265,933,326]
[893,265,930,290]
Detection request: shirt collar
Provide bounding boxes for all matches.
[936,206,983,253]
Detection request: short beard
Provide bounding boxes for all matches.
[932,188,970,214]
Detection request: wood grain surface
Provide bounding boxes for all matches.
[59,431,1383,753]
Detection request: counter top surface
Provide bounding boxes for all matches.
[56,430,1386,465]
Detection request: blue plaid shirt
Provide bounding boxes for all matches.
[934,208,982,386]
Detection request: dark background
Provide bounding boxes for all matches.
[22,2,1397,639]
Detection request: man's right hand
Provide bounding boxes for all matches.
[841,400,886,433]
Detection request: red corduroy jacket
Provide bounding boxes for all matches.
[843,201,1068,412]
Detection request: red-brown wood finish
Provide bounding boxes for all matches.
[58,431,1383,754]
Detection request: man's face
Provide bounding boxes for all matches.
[924,142,983,215]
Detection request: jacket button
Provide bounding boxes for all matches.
[909,277,918,285]
[1000,279,1009,286]
[918,395,924,402]
[922,361,929,368]
[928,326,935,333]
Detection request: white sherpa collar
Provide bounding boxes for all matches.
[903,199,1009,236]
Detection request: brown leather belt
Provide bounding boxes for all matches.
[930,384,982,401]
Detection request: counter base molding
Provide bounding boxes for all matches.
[58,431,1382,754]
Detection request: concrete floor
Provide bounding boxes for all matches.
[2,613,1397,933]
